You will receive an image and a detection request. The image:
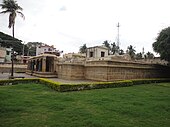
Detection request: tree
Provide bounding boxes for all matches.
[103,40,111,54]
[153,27,170,62]
[119,49,124,55]
[0,0,25,38]
[110,42,117,55]
[135,52,143,59]
[146,51,154,59]
[25,42,44,56]
[0,31,22,54]
[127,45,136,59]
[79,44,87,53]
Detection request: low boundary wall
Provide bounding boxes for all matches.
[0,63,27,73]
[56,60,170,81]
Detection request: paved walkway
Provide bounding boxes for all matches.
[0,73,95,84]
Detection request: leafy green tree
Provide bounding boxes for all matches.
[0,31,22,54]
[119,49,124,55]
[25,42,44,56]
[153,27,170,62]
[103,40,111,53]
[146,51,154,59]
[0,0,25,38]
[103,40,121,55]
[110,42,117,55]
[127,45,136,59]
[103,40,110,48]
[135,52,143,59]
[79,44,87,53]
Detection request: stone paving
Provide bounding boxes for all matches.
[0,73,95,84]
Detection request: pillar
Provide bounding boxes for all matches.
[54,57,57,72]
[42,57,46,72]
[38,59,41,71]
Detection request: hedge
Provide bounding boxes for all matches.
[0,78,170,92]
[38,78,60,91]
[131,78,170,85]
[0,78,60,91]
[0,78,39,85]
[59,80,133,92]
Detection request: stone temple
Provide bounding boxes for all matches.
[26,45,170,81]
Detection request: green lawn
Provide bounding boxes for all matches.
[0,83,170,127]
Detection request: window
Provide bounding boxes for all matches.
[6,51,10,55]
[90,52,93,57]
[101,51,105,57]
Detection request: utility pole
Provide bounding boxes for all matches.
[11,34,14,78]
[11,48,14,77]
[22,42,25,56]
[142,47,145,58]
[117,22,120,51]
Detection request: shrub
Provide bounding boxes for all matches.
[38,78,60,91]
[0,78,39,86]
[0,78,60,91]
[0,78,170,92]
[59,80,133,92]
[131,78,170,85]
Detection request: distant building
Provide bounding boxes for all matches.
[36,44,61,56]
[16,55,30,64]
[5,47,12,62]
[63,53,86,59]
[0,46,12,63]
[0,46,6,62]
[86,46,109,58]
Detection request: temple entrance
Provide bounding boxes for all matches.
[46,57,54,72]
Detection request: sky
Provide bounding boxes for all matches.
[0,0,170,55]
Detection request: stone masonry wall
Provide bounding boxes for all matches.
[84,61,170,81]
[56,60,170,81]
[57,63,84,80]
[0,63,27,73]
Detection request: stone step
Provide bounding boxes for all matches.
[32,73,57,78]
[26,70,57,78]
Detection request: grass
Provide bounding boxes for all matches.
[0,83,170,127]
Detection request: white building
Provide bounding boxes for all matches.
[86,46,109,58]
[5,47,12,62]
[63,53,86,59]
[36,44,60,56]
[0,46,12,63]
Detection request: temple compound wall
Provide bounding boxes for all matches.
[27,49,170,81]
[56,60,170,81]
[57,63,84,80]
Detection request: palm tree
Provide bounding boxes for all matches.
[119,49,124,55]
[146,51,154,59]
[0,0,24,77]
[110,42,118,55]
[0,0,25,38]
[135,52,143,59]
[103,40,111,50]
[127,45,136,59]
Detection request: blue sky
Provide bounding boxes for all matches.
[0,0,170,54]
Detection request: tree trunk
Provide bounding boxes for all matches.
[12,23,15,38]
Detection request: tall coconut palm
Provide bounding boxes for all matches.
[127,45,136,59]
[0,0,25,38]
[0,0,24,77]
